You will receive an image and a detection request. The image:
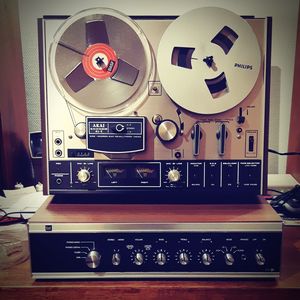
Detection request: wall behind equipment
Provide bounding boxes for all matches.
[18,0,300,174]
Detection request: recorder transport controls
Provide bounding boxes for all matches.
[39,7,271,199]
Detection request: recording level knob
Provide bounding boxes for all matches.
[86,250,101,269]
[156,119,179,142]
[225,253,235,266]
[168,169,181,183]
[77,169,91,183]
[179,252,190,265]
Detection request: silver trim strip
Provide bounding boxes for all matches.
[32,271,279,279]
[29,222,282,233]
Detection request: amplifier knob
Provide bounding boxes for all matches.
[77,168,91,183]
[202,253,212,266]
[255,253,266,266]
[156,119,179,142]
[179,252,190,265]
[112,253,121,266]
[167,169,181,183]
[133,252,144,266]
[225,253,235,266]
[156,252,167,266]
[86,250,101,269]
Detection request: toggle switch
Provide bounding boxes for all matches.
[216,123,228,156]
[191,122,202,156]
[236,107,245,124]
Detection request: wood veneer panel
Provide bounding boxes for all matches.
[0,0,32,188]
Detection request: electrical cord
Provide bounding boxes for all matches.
[0,208,35,226]
[267,188,284,194]
[269,185,300,216]
[268,149,300,155]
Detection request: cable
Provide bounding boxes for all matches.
[0,208,36,225]
[267,188,284,194]
[268,149,300,156]
[269,185,300,207]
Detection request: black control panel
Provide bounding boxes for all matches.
[30,230,281,278]
[48,159,261,196]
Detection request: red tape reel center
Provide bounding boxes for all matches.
[82,43,118,80]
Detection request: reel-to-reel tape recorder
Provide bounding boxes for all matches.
[39,7,271,200]
[30,6,283,280]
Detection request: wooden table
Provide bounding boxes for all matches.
[1,225,300,300]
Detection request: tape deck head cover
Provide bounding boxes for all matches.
[40,6,271,199]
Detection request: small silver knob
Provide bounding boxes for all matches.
[255,253,266,266]
[167,169,180,183]
[86,250,101,269]
[134,252,144,266]
[225,253,234,266]
[77,169,91,183]
[156,252,167,266]
[112,253,121,266]
[179,252,190,265]
[202,253,212,266]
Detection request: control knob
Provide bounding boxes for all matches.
[156,119,179,142]
[86,250,101,269]
[77,168,91,183]
[74,122,86,139]
[167,169,181,183]
[133,252,144,266]
[179,252,190,266]
[202,253,212,266]
[255,253,266,266]
[112,253,121,266]
[156,252,167,266]
[225,253,235,266]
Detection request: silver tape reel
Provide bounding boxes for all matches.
[157,7,262,114]
[49,8,154,115]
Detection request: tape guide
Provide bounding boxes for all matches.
[39,7,271,201]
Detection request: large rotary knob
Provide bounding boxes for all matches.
[86,250,101,269]
[77,168,91,183]
[167,169,181,183]
[156,119,179,142]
